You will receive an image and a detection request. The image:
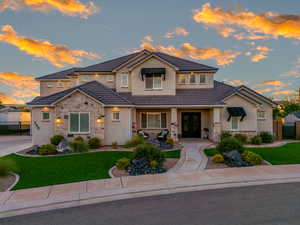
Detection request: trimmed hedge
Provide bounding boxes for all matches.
[50,135,64,146]
[38,144,57,155]
[217,137,244,154]
[242,150,263,165]
[88,137,101,149]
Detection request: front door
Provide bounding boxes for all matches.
[181,112,201,138]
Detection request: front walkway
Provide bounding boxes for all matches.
[169,140,213,173]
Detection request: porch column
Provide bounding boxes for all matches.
[171,108,178,141]
[132,108,137,135]
[212,107,221,142]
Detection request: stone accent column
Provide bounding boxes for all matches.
[170,108,178,141]
[212,108,221,142]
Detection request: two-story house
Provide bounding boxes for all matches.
[28,49,276,146]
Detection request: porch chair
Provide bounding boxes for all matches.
[157,129,169,143]
[137,130,149,139]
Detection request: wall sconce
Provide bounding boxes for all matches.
[112,107,119,112]
[96,115,105,123]
[56,117,62,123]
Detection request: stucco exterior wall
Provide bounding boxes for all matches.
[31,107,54,146]
[104,107,132,145]
[129,57,176,96]
[54,91,105,142]
[76,74,115,89]
[40,80,73,96]
[222,95,258,137]
[176,73,214,89]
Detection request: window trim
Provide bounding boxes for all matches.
[41,111,50,121]
[57,82,64,88]
[68,112,90,134]
[231,116,240,131]
[178,74,187,84]
[120,73,129,88]
[141,112,167,129]
[106,75,114,82]
[47,83,54,88]
[145,74,162,90]
[189,73,196,84]
[257,111,266,120]
[112,111,120,122]
[199,74,207,84]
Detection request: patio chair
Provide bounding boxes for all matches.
[137,130,149,139]
[157,129,169,143]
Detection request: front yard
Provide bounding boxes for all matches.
[205,142,300,165]
[2,150,181,190]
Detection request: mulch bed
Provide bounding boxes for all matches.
[112,158,179,177]
[206,157,269,170]
[0,174,16,192]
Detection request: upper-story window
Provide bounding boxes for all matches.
[57,82,64,88]
[47,83,54,88]
[189,74,196,84]
[79,76,89,84]
[200,74,206,84]
[121,73,128,87]
[107,75,114,82]
[258,111,266,120]
[145,74,162,89]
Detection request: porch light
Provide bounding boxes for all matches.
[56,117,62,123]
[96,115,105,123]
[112,107,119,112]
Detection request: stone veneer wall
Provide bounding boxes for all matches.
[54,91,105,142]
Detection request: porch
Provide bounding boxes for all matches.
[132,107,222,142]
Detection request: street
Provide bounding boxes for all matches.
[0,136,32,156]
[2,182,300,225]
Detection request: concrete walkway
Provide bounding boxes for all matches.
[3,164,300,218]
[0,136,32,156]
[169,140,212,173]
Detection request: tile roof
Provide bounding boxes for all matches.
[36,50,218,80]
[27,81,132,106]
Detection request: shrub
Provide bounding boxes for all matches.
[216,137,244,154]
[166,137,174,146]
[38,144,57,155]
[124,136,145,148]
[0,158,18,176]
[234,134,248,144]
[242,150,263,165]
[116,158,130,170]
[70,140,89,153]
[251,136,262,145]
[259,132,274,144]
[74,136,84,142]
[150,160,159,168]
[132,143,166,165]
[50,135,64,146]
[212,154,224,163]
[112,141,118,149]
[88,137,101,149]
[220,131,232,141]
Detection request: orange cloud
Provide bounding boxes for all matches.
[272,90,297,96]
[281,57,300,78]
[144,35,153,42]
[223,79,248,86]
[0,72,39,103]
[0,92,24,104]
[255,88,273,94]
[0,25,99,67]
[0,0,98,18]
[250,46,271,62]
[254,80,286,87]
[140,41,239,66]
[193,3,300,40]
[164,27,189,39]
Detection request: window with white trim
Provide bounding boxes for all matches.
[121,73,128,87]
[57,82,64,88]
[47,83,54,88]
[141,112,167,129]
[178,74,186,84]
[107,75,114,82]
[189,73,196,84]
[79,76,89,84]
[199,74,206,84]
[258,111,266,120]
[145,74,162,89]
[69,112,90,133]
[231,117,239,130]
[42,112,50,121]
[112,111,120,121]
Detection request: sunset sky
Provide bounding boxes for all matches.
[0,0,299,104]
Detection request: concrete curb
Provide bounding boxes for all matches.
[2,174,300,218]
[7,173,19,192]
[109,166,116,178]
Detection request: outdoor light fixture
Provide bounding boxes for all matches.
[96,115,105,123]
[56,117,62,123]
[112,107,119,112]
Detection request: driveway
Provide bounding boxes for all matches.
[0,136,32,156]
[2,182,300,225]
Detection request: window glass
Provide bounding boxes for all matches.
[145,74,161,89]
[148,113,161,128]
[47,83,54,88]
[80,113,89,132]
[200,74,206,83]
[161,113,167,128]
[141,113,147,128]
[153,74,162,89]
[112,112,120,121]
[189,74,196,84]
[107,75,114,82]
[258,111,266,119]
[42,112,50,120]
[231,117,239,130]
[178,74,186,84]
[145,74,153,89]
[121,74,128,87]
[70,113,79,132]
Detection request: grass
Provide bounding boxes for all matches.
[2,150,181,190]
[204,142,300,165]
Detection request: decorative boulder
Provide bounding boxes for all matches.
[57,139,72,154]
[126,157,166,176]
[223,150,250,167]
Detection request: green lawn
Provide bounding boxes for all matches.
[204,142,300,165]
[3,150,181,190]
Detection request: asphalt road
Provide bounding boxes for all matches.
[2,182,300,225]
[0,135,31,155]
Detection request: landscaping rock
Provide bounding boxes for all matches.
[57,139,71,154]
[26,145,39,155]
[127,157,166,176]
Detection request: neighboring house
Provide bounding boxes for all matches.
[0,107,30,124]
[28,50,276,146]
[285,112,300,124]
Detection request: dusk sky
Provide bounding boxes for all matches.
[0,0,299,104]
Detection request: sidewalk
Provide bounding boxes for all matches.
[2,164,300,218]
